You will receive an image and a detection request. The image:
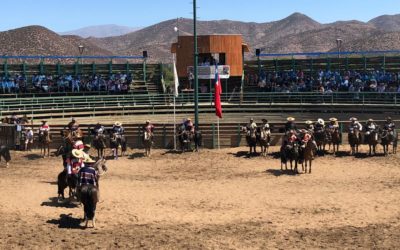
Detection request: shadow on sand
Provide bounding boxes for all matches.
[41,197,79,208]
[47,213,84,229]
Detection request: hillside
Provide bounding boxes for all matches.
[1,12,400,63]
[59,24,142,38]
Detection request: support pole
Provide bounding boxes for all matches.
[193,0,199,131]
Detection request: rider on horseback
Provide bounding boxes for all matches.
[144,120,155,134]
[327,118,339,130]
[78,156,98,187]
[365,119,378,142]
[384,116,395,132]
[285,117,297,134]
[39,120,50,134]
[112,121,125,135]
[93,122,105,137]
[184,118,195,133]
[68,118,79,131]
[305,120,314,133]
[261,119,270,134]
[349,117,363,131]
[314,118,325,132]
[246,118,257,131]
[67,149,85,180]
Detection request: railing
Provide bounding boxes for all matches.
[0,92,399,110]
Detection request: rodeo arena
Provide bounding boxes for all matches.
[1,28,400,248]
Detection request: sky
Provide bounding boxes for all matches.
[1,0,399,32]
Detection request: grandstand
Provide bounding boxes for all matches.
[1,52,399,149]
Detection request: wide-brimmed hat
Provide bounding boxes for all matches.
[350,117,357,121]
[25,127,32,130]
[287,117,295,121]
[41,120,47,123]
[83,155,95,163]
[71,149,84,159]
[146,120,150,123]
[368,118,374,122]
[114,121,122,126]
[317,118,325,125]
[84,144,91,148]
[187,118,191,121]
[329,118,338,122]
[305,120,313,125]
[300,129,307,133]
[386,116,392,120]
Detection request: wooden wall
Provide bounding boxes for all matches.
[173,35,245,77]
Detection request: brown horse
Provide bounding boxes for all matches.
[0,145,11,168]
[242,127,257,156]
[92,133,107,158]
[38,130,52,157]
[326,128,341,155]
[301,140,317,174]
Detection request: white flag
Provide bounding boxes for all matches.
[173,54,179,97]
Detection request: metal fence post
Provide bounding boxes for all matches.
[237,124,241,147]
[212,123,216,149]
[163,124,167,148]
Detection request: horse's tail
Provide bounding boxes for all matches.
[57,171,67,196]
[80,185,98,220]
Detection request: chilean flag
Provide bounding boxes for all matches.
[214,66,222,118]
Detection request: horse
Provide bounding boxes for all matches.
[0,145,11,168]
[258,127,271,157]
[38,130,52,157]
[365,129,379,156]
[348,128,361,155]
[301,140,317,174]
[92,133,107,158]
[314,129,327,154]
[57,170,79,201]
[177,126,193,152]
[109,133,127,159]
[242,127,257,156]
[381,129,398,156]
[142,130,153,157]
[79,159,107,228]
[326,128,341,155]
[281,140,300,173]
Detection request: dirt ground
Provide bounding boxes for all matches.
[0,145,399,249]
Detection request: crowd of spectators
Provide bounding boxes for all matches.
[246,69,400,93]
[0,73,133,94]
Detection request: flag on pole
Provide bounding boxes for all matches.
[173,54,179,97]
[214,65,222,118]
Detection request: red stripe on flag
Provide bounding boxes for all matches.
[214,69,222,118]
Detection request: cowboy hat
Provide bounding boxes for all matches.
[25,127,32,130]
[84,144,91,148]
[71,149,84,159]
[83,155,96,164]
[299,129,307,133]
[145,120,150,123]
[350,117,357,121]
[114,121,122,126]
[367,118,374,122]
[386,116,392,120]
[262,118,268,122]
[187,118,192,121]
[329,117,337,122]
[305,120,313,125]
[287,117,295,121]
[317,118,325,125]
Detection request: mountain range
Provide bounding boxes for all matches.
[1,12,400,63]
[59,24,142,38]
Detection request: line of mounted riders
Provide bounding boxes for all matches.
[241,116,397,173]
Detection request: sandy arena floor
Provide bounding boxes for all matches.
[0,146,399,249]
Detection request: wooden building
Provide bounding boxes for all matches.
[171,34,249,85]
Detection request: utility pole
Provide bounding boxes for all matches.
[193,0,199,131]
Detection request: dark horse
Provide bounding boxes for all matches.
[281,140,300,173]
[0,145,11,167]
[109,133,127,159]
[314,129,327,155]
[326,128,341,155]
[348,128,361,155]
[38,130,52,157]
[381,129,398,156]
[176,126,202,153]
[57,170,78,201]
[92,133,107,158]
[80,159,107,228]
[243,127,257,156]
[366,130,379,156]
